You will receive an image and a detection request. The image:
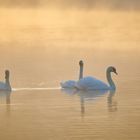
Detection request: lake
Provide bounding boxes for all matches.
[0,8,140,140]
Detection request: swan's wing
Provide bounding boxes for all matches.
[76,76,109,90]
[60,80,77,88]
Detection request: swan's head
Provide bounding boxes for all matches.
[5,70,10,80]
[107,66,118,75]
[79,60,84,67]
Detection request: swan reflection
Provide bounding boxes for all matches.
[0,90,11,115]
[61,88,78,95]
[62,88,117,116]
[77,90,109,116]
[107,90,118,112]
[0,90,11,104]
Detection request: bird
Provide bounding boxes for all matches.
[60,60,84,88]
[75,66,117,90]
[0,70,11,91]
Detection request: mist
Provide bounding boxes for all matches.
[0,0,140,10]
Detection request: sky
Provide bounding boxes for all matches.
[0,0,140,10]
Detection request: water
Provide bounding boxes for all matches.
[0,8,140,140]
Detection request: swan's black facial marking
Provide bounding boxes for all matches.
[79,60,83,66]
[5,70,10,79]
[112,67,116,72]
[112,67,118,75]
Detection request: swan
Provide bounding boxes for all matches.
[60,60,84,88]
[75,66,117,90]
[0,70,11,91]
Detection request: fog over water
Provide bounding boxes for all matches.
[0,0,140,139]
[0,0,140,10]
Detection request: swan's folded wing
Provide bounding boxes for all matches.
[60,80,77,88]
[76,76,109,90]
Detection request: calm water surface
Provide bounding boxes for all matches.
[0,8,140,140]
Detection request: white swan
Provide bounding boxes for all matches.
[0,70,11,91]
[60,60,84,88]
[75,66,117,90]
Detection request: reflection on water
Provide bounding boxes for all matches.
[0,90,11,116]
[62,88,117,116]
[107,90,118,112]
[0,87,139,140]
[0,90,11,104]
[78,90,109,117]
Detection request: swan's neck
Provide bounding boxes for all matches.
[79,65,83,80]
[106,71,116,90]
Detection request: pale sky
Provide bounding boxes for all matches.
[0,0,140,10]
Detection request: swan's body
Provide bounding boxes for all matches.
[60,60,84,88]
[60,80,76,88]
[76,76,109,90]
[75,66,117,90]
[0,70,11,91]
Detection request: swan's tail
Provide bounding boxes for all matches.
[60,82,64,88]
